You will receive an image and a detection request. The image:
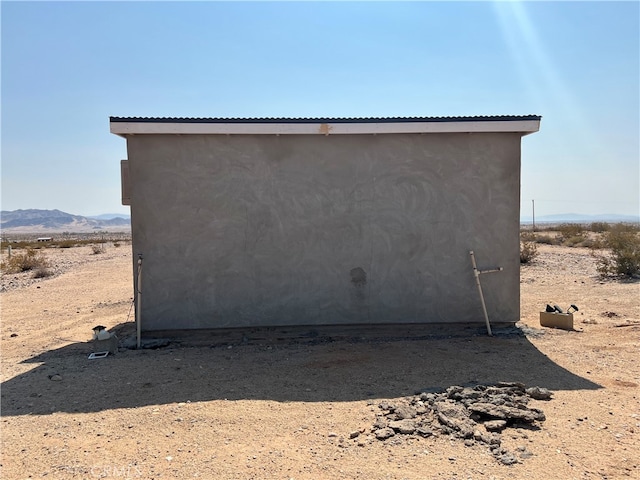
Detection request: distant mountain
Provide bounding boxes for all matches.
[0,209,131,233]
[521,213,640,224]
[87,213,131,221]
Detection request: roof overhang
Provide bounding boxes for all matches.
[110,116,541,137]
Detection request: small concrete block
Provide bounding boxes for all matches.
[539,312,573,330]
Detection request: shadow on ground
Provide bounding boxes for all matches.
[1,323,601,416]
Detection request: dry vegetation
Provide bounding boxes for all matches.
[1,232,131,251]
[1,248,52,275]
[521,223,640,278]
[0,238,131,292]
[1,235,639,480]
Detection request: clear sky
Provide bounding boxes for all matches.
[2,1,638,218]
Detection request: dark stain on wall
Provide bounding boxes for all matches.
[350,267,367,287]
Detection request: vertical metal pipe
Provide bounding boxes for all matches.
[7,245,12,259]
[136,254,143,349]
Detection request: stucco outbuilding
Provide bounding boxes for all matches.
[110,116,540,332]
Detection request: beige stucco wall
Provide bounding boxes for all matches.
[126,132,522,331]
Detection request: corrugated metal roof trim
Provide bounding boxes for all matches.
[110,115,541,124]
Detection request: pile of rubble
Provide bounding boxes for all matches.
[369,382,551,465]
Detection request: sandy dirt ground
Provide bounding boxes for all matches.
[1,244,639,479]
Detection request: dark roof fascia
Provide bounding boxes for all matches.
[110,115,541,124]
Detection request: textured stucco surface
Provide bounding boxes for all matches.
[126,133,522,331]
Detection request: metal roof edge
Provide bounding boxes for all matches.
[110,115,541,124]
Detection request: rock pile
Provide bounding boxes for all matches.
[369,382,551,465]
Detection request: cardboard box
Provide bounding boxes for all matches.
[539,312,574,330]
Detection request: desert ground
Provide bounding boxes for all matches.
[1,243,638,479]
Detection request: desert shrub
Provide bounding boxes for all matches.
[589,222,610,233]
[577,237,598,249]
[610,222,640,233]
[32,266,53,278]
[565,235,588,247]
[557,223,586,242]
[57,240,77,249]
[520,233,538,264]
[113,242,121,248]
[535,234,561,245]
[91,244,105,254]
[1,248,50,273]
[593,228,640,277]
[589,237,605,250]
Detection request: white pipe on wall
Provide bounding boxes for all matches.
[136,254,143,349]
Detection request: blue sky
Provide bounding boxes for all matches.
[2,1,638,218]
